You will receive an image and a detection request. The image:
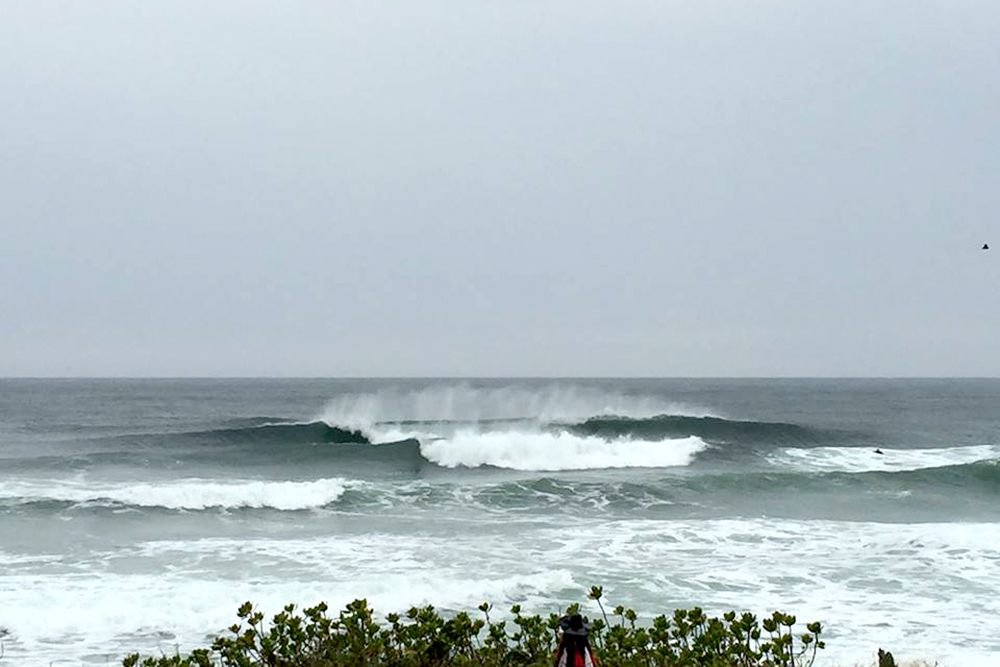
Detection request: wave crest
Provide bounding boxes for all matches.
[566,414,828,445]
[1,478,351,511]
[318,385,716,429]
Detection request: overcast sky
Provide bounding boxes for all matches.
[2,1,998,377]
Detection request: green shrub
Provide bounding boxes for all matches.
[122,587,824,667]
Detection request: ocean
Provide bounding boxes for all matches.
[1,378,998,666]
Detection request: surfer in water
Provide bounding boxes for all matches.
[874,448,884,455]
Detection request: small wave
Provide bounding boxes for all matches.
[860,458,1000,490]
[419,430,707,470]
[768,444,1000,473]
[0,478,352,511]
[680,459,1000,500]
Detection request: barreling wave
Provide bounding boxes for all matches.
[8,403,867,477]
[54,421,374,449]
[0,422,380,472]
[172,437,428,471]
[0,431,707,475]
[193,430,708,472]
[178,417,715,472]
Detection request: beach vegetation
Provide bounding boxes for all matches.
[121,587,826,667]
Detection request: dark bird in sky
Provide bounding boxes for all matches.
[984,244,990,250]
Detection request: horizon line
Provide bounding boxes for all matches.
[3,375,999,381]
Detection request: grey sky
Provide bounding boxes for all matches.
[2,1,998,377]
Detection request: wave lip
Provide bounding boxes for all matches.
[419,430,707,471]
[0,477,352,511]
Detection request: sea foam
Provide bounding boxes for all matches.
[769,444,1000,473]
[5,520,999,667]
[0,477,351,511]
[419,431,707,470]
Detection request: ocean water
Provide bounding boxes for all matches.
[1,378,998,666]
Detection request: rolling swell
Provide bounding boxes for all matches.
[443,459,1000,514]
[168,437,429,471]
[563,414,828,445]
[178,421,370,445]
[672,459,1000,505]
[0,424,410,474]
[0,422,374,472]
[853,458,1000,492]
[459,460,1000,518]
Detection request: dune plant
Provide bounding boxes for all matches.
[121,589,825,667]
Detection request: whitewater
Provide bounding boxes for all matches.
[1,378,999,666]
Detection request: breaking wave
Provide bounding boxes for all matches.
[0,477,352,511]
[420,431,707,470]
